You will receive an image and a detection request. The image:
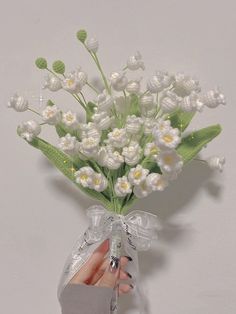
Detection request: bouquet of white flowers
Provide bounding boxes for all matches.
[9,29,225,313]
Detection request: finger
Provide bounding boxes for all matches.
[95,258,120,288]
[89,256,131,285]
[118,283,134,295]
[69,239,109,284]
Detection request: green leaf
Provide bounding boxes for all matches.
[86,101,97,122]
[168,109,196,132]
[129,94,140,116]
[55,123,81,139]
[177,124,222,163]
[27,137,112,209]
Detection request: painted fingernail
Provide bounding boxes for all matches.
[125,256,132,262]
[109,257,120,273]
[129,284,134,289]
[126,271,132,278]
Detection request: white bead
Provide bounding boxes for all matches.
[200,88,226,108]
[18,120,41,142]
[206,156,225,172]
[127,51,145,71]
[125,80,141,94]
[110,72,128,91]
[160,91,181,112]
[86,37,99,53]
[8,93,29,112]
[180,92,204,112]
[43,74,62,92]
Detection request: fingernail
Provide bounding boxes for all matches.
[126,271,132,278]
[125,255,133,262]
[109,257,120,273]
[129,284,134,289]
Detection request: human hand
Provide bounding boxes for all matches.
[69,239,133,294]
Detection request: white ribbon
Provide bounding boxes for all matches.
[57,205,160,314]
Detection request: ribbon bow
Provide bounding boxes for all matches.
[57,205,160,314]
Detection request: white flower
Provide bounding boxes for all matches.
[154,127,181,149]
[174,73,201,96]
[127,51,145,71]
[42,105,61,125]
[206,156,225,172]
[96,90,114,112]
[126,80,141,94]
[128,165,149,186]
[80,122,101,141]
[155,118,172,133]
[133,181,152,198]
[72,68,88,87]
[157,150,183,178]
[140,92,155,108]
[91,173,108,192]
[92,111,113,130]
[62,111,79,129]
[61,73,82,94]
[105,146,124,170]
[122,141,142,166]
[143,118,158,135]
[146,173,169,191]
[147,71,173,93]
[160,91,182,113]
[58,133,79,155]
[43,74,62,91]
[79,137,100,158]
[200,87,226,108]
[17,120,41,142]
[114,176,132,197]
[86,37,99,53]
[144,142,160,161]
[180,92,204,112]
[8,93,28,112]
[107,128,128,148]
[110,71,128,91]
[125,115,143,134]
[141,107,157,118]
[75,166,94,188]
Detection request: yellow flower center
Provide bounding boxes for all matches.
[66,114,74,122]
[134,170,142,179]
[113,130,121,137]
[94,177,101,185]
[150,146,158,154]
[80,174,88,180]
[164,155,173,165]
[67,79,75,87]
[163,134,173,143]
[120,182,129,190]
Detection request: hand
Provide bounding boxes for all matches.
[69,239,133,294]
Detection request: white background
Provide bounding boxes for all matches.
[0,1,236,313]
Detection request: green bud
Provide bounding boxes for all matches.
[35,57,47,69]
[52,60,65,74]
[47,99,55,107]
[76,29,87,43]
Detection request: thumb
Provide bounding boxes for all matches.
[96,257,120,288]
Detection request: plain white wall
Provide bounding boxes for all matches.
[0,1,235,313]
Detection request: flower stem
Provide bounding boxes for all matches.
[93,53,111,95]
[28,107,41,116]
[86,82,99,94]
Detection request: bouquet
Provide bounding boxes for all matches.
[8,29,225,313]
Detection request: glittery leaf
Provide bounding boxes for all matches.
[177,124,222,163]
[168,110,196,132]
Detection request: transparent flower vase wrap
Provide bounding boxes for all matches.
[57,205,159,314]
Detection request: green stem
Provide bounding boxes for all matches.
[86,82,99,94]
[93,53,111,95]
[28,107,41,116]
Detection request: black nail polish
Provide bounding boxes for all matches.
[125,255,133,261]
[129,284,134,289]
[109,257,119,273]
[126,271,132,278]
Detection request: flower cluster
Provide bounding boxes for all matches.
[9,29,225,212]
